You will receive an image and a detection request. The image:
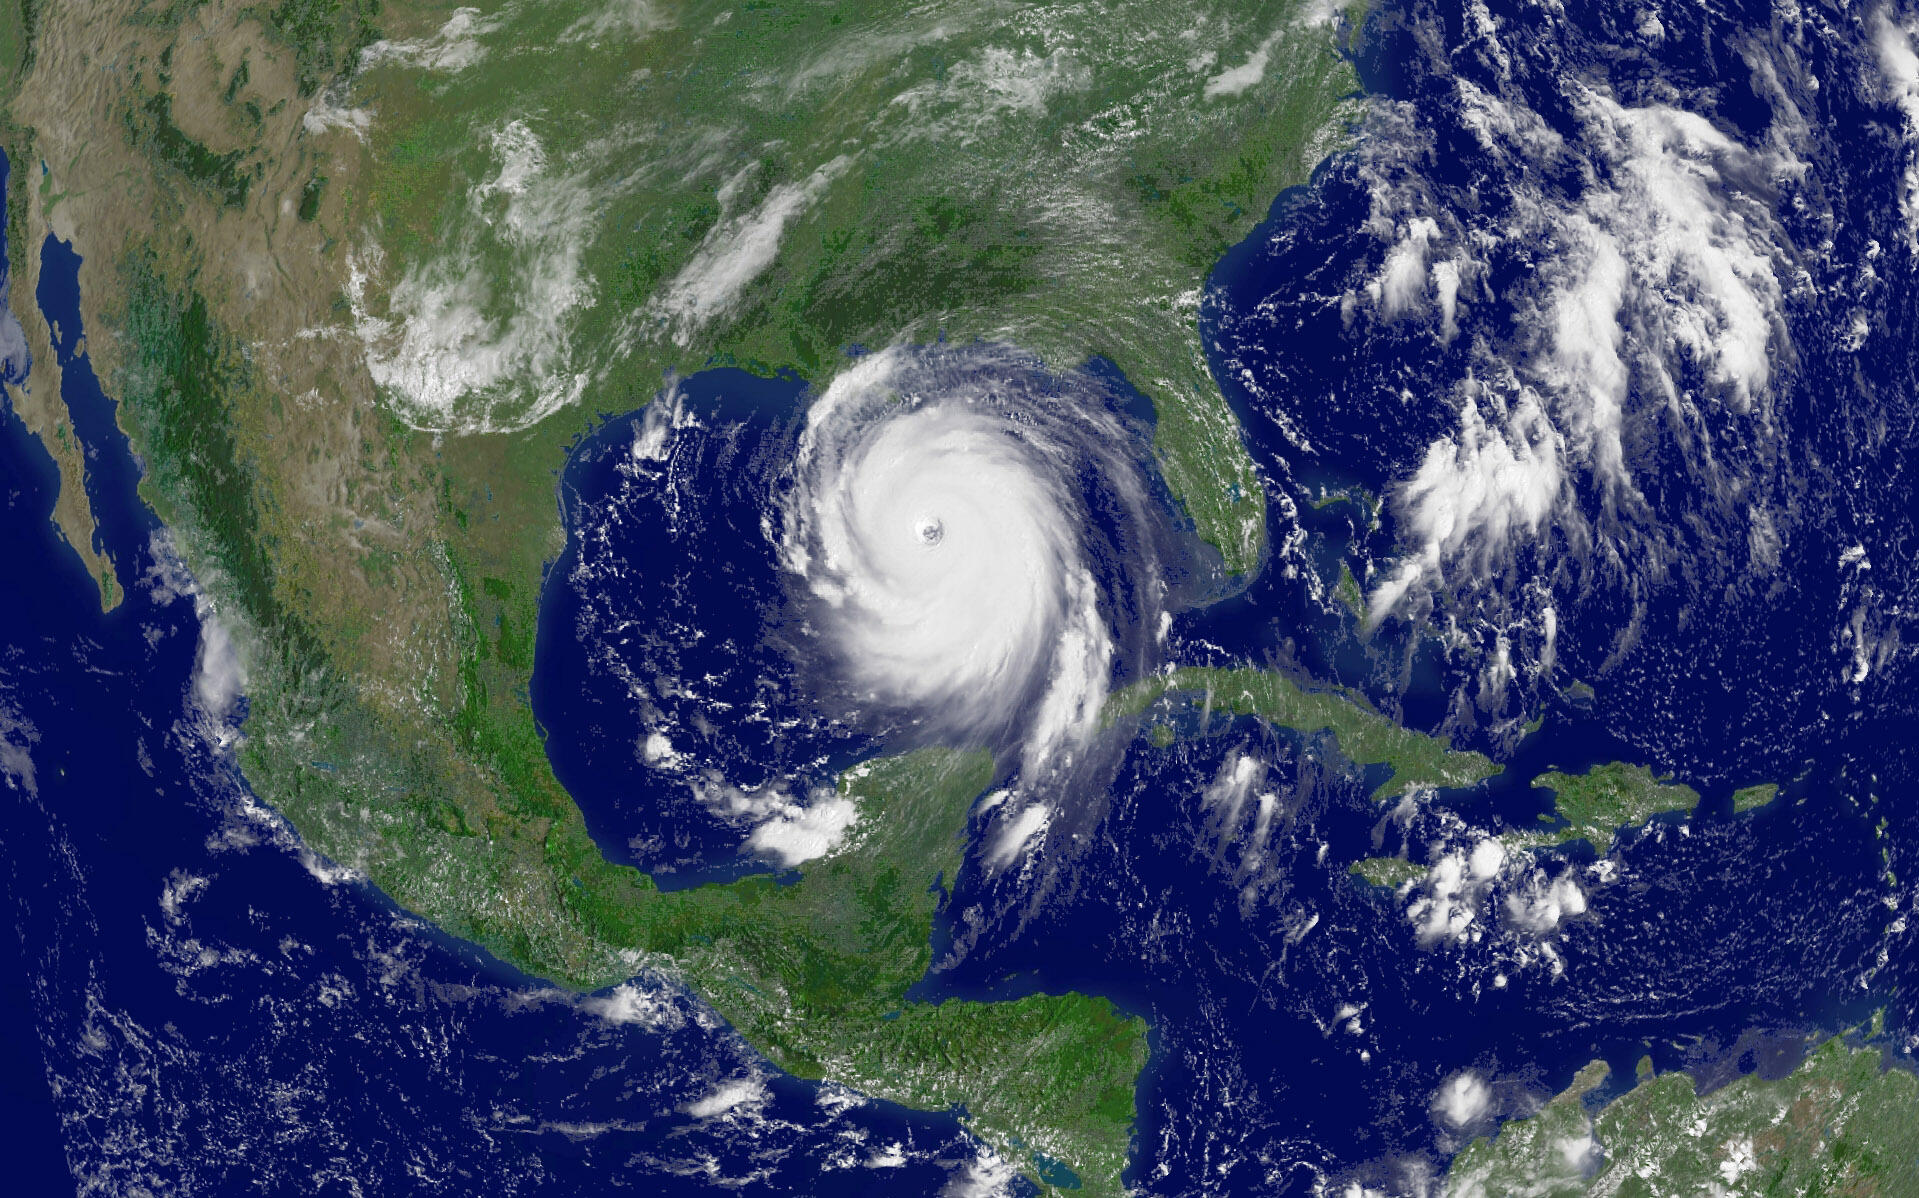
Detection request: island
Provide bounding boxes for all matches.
[1109,666,1501,799]
[1515,762,1700,856]
[1732,782,1782,813]
[1348,857,1429,890]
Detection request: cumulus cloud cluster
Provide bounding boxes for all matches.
[559,0,671,46]
[891,47,1090,143]
[743,794,861,867]
[0,694,36,796]
[1199,750,1291,899]
[141,536,250,747]
[350,121,598,433]
[1432,1070,1493,1128]
[582,981,685,1030]
[682,1075,769,1120]
[1204,31,1283,99]
[192,604,247,737]
[1352,63,1798,620]
[687,775,861,868]
[358,7,497,74]
[1388,824,1596,966]
[985,796,1051,871]
[1875,10,1919,251]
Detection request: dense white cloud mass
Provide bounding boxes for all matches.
[783,346,1161,784]
[1433,1071,1493,1127]
[743,794,861,867]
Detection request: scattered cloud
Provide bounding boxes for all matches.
[359,7,497,73]
[1205,32,1282,99]
[583,981,685,1030]
[560,0,671,45]
[193,606,247,720]
[943,1146,1019,1198]
[1364,83,1791,619]
[302,87,373,139]
[1875,10,1919,251]
[0,695,38,796]
[684,1076,768,1120]
[988,802,1051,869]
[1503,871,1588,935]
[744,794,860,867]
[1433,1070,1493,1127]
[891,47,1091,143]
[649,156,851,343]
[351,121,598,433]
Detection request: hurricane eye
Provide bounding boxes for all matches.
[915,517,944,547]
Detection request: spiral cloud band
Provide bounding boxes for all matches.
[782,346,1167,787]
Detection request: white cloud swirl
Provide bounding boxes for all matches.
[781,345,1165,792]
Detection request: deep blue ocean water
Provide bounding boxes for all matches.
[8,0,1919,1194]
[531,369,832,884]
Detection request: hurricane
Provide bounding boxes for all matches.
[781,345,1174,787]
[541,342,1182,876]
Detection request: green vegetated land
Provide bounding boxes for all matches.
[1733,783,1781,813]
[1334,559,1366,619]
[600,749,1147,1194]
[1348,856,1428,889]
[1522,762,1700,856]
[1113,666,1501,798]
[1445,1032,1919,1196]
[330,0,1361,570]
